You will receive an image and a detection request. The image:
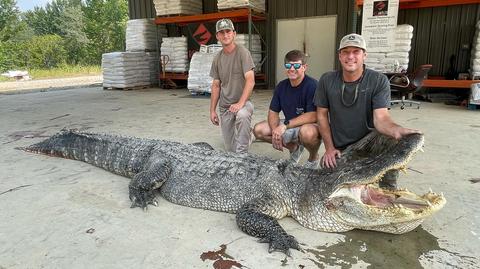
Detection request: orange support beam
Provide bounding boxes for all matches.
[356,0,480,9]
[155,9,266,26]
[423,79,480,88]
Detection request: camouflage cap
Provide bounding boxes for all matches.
[216,18,235,33]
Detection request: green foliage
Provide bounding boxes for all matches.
[0,0,21,41]
[82,0,128,65]
[0,0,129,71]
[29,64,101,79]
[26,35,68,68]
[0,40,23,71]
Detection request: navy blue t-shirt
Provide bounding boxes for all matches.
[269,75,318,121]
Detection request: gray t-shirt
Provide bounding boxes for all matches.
[314,68,390,149]
[210,44,255,108]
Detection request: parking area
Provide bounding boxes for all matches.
[0,86,479,268]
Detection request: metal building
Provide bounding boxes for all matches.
[128,0,480,87]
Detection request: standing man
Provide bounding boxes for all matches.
[253,50,321,168]
[315,33,420,189]
[210,18,256,153]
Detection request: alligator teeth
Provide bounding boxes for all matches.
[426,201,432,207]
[429,188,433,193]
[419,148,424,153]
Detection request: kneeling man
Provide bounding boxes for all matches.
[253,50,321,168]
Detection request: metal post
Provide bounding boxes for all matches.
[352,0,358,33]
[248,7,252,51]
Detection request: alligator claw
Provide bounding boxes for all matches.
[260,234,300,256]
[129,185,157,211]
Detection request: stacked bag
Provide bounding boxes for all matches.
[153,0,202,16]
[102,52,152,88]
[187,45,221,94]
[470,21,480,105]
[126,19,166,51]
[161,36,189,73]
[102,19,167,88]
[365,24,413,73]
[234,34,262,72]
[470,20,480,80]
[217,0,266,13]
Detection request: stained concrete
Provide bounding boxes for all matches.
[0,87,479,268]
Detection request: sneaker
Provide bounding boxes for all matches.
[289,144,304,163]
[304,158,320,169]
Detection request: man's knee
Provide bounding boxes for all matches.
[299,125,320,144]
[236,105,253,120]
[253,121,270,140]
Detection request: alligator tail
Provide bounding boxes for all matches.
[20,129,156,177]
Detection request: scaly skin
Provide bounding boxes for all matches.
[21,129,446,255]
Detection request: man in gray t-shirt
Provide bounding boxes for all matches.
[314,33,421,189]
[209,18,255,153]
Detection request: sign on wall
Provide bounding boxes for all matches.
[361,0,399,52]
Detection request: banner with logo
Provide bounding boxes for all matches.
[361,0,399,52]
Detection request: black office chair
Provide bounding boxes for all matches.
[389,64,432,109]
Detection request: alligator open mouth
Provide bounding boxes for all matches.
[326,183,446,233]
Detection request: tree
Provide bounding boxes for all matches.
[0,0,21,41]
[58,5,89,64]
[82,0,128,64]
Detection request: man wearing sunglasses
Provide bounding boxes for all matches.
[210,18,256,153]
[253,50,321,168]
[314,33,421,189]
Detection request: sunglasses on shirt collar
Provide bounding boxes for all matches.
[284,63,303,70]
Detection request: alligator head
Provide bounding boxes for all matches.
[297,132,446,234]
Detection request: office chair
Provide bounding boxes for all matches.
[389,64,432,109]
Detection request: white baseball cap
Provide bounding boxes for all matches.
[338,33,367,51]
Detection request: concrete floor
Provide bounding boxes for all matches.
[0,86,479,268]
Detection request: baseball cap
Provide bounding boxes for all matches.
[338,33,367,51]
[216,18,235,33]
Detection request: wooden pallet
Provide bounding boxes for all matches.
[156,13,192,17]
[218,6,266,14]
[467,103,480,110]
[189,91,211,97]
[103,85,149,91]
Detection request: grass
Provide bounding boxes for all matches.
[0,65,101,82]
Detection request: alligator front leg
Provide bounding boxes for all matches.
[236,197,299,255]
[129,160,171,210]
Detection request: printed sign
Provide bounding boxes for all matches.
[361,0,399,52]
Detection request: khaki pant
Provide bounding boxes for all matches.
[219,101,254,153]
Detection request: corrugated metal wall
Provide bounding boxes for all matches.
[396,4,480,77]
[128,0,480,85]
[267,0,354,86]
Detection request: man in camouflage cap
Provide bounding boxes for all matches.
[209,18,256,153]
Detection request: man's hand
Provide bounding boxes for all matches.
[228,101,245,113]
[391,126,422,140]
[210,111,219,126]
[271,124,287,151]
[321,148,341,168]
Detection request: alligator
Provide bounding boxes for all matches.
[21,129,446,254]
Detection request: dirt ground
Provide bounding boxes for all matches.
[0,75,102,94]
[0,85,479,268]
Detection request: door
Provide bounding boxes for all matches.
[276,16,337,84]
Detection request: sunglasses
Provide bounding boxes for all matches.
[284,63,303,70]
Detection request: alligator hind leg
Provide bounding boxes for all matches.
[129,160,171,210]
[236,196,299,255]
